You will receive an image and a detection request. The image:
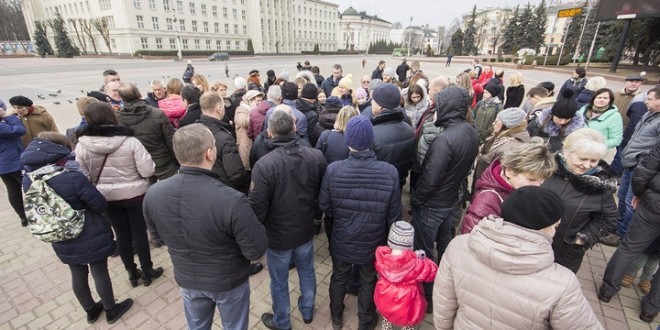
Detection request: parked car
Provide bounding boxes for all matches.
[208,52,229,61]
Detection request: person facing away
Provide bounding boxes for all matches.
[248,109,327,330]
[434,186,603,330]
[318,115,401,330]
[143,124,267,330]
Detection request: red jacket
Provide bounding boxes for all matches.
[470,78,483,108]
[374,246,438,326]
[461,159,513,234]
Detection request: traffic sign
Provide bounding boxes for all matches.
[558,7,583,18]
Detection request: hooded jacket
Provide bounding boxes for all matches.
[248,100,274,140]
[433,216,602,330]
[372,108,416,187]
[527,107,585,152]
[296,97,321,145]
[0,114,26,175]
[20,139,115,265]
[178,102,202,128]
[461,159,513,234]
[403,87,430,127]
[18,105,59,148]
[412,87,479,208]
[158,95,186,127]
[311,101,342,144]
[473,96,502,144]
[117,99,178,180]
[75,125,155,201]
[633,140,660,214]
[557,77,587,101]
[249,130,312,169]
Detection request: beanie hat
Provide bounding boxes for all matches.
[355,88,368,99]
[538,81,555,93]
[383,67,396,78]
[368,79,383,91]
[281,82,298,100]
[8,95,33,107]
[345,115,374,151]
[484,84,499,98]
[338,74,353,89]
[243,90,264,102]
[551,90,579,119]
[372,84,401,109]
[496,107,527,128]
[301,84,318,100]
[234,77,247,89]
[325,96,343,108]
[0,99,6,110]
[500,186,565,230]
[388,221,414,250]
[267,69,276,78]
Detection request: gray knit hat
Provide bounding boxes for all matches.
[388,221,414,250]
[496,107,527,128]
[383,67,396,78]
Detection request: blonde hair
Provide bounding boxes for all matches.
[166,78,184,95]
[584,76,607,92]
[333,106,359,132]
[456,73,474,97]
[563,128,608,159]
[509,72,524,87]
[211,81,227,92]
[191,74,210,93]
[501,139,556,180]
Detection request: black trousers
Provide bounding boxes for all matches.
[329,257,377,329]
[69,259,116,310]
[0,171,26,221]
[106,197,153,272]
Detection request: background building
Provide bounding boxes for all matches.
[337,6,390,52]
[540,1,584,56]
[462,7,512,55]
[21,0,339,55]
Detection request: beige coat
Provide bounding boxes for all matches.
[433,216,603,330]
[76,133,155,201]
[234,103,253,170]
[18,105,59,147]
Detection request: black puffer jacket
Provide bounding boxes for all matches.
[178,103,202,128]
[20,139,115,266]
[198,115,250,193]
[633,140,660,214]
[117,99,179,180]
[143,167,267,292]
[319,150,401,264]
[311,102,342,144]
[249,130,312,169]
[542,155,618,249]
[296,98,321,145]
[411,87,479,208]
[372,108,415,187]
[248,135,327,250]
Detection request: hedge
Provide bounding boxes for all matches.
[300,50,365,55]
[133,50,254,57]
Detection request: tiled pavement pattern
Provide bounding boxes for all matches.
[1,183,659,330]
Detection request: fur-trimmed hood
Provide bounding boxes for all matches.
[77,125,134,155]
[555,153,617,195]
[537,107,584,138]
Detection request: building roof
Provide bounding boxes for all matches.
[339,6,391,24]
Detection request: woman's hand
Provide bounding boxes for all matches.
[631,196,640,209]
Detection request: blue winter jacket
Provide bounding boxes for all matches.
[20,139,115,265]
[319,150,401,264]
[0,115,26,175]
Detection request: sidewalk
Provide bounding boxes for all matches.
[0,184,658,329]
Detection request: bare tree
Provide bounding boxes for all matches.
[91,17,112,54]
[0,0,29,42]
[68,18,87,54]
[392,21,403,29]
[80,18,98,55]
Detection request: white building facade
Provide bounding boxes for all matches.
[21,0,339,55]
[337,7,390,51]
[462,7,512,55]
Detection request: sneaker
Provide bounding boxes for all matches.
[106,298,133,324]
[249,262,264,276]
[621,274,635,287]
[85,301,103,324]
[600,234,621,247]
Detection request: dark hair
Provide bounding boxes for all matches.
[528,86,549,98]
[84,102,118,126]
[588,88,615,109]
[118,83,141,102]
[648,87,660,98]
[311,66,320,74]
[102,69,118,77]
[575,67,586,78]
[37,132,73,151]
[181,85,202,104]
[407,84,424,104]
[332,64,342,71]
[268,108,295,137]
[378,60,386,65]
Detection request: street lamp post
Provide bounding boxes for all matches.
[171,9,182,61]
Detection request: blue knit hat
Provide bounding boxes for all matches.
[345,115,374,151]
[372,84,401,109]
[325,96,343,108]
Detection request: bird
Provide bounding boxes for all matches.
[48,93,58,97]
[56,89,61,93]
[53,101,60,105]
[67,100,72,103]
[37,94,46,99]
[80,90,85,93]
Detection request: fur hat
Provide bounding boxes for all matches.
[383,67,396,78]
[372,84,401,109]
[345,115,374,151]
[496,107,527,128]
[388,221,414,250]
[8,95,33,107]
[243,90,264,102]
[234,77,247,89]
[501,186,565,230]
[551,90,579,119]
[281,82,298,100]
[484,84,499,98]
[338,74,353,89]
[325,96,343,108]
[301,84,318,100]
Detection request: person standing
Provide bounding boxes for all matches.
[144,124,268,329]
[445,52,453,67]
[8,96,58,147]
[0,100,27,226]
[182,60,195,84]
[225,63,229,78]
[319,115,401,330]
[557,67,588,101]
[248,109,327,330]
[371,60,386,80]
[396,59,409,83]
[322,64,343,97]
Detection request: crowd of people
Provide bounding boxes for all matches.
[1,57,659,329]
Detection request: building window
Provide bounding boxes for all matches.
[226,40,231,49]
[136,15,144,29]
[194,39,200,50]
[201,4,207,15]
[189,2,195,14]
[214,22,219,33]
[176,0,183,12]
[233,24,238,34]
[99,0,111,10]
[243,25,247,35]
[162,0,170,11]
[216,40,221,49]
[155,38,163,49]
[206,40,211,50]
[105,16,116,29]
[148,0,155,10]
[192,20,197,32]
[182,39,188,49]
[203,22,209,32]
[169,38,176,49]
[224,23,229,34]
[166,18,173,30]
[141,37,148,49]
[179,19,185,31]
[223,7,228,19]
[235,40,240,49]
[152,17,159,29]
[212,5,218,17]
[241,10,246,19]
[232,9,237,20]
[111,38,117,49]
[133,0,141,8]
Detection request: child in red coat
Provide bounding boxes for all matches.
[374,221,438,329]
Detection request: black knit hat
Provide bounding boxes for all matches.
[267,69,276,77]
[484,84,499,98]
[551,90,579,119]
[8,95,33,107]
[301,84,318,100]
[281,82,298,100]
[538,81,555,93]
[501,186,565,230]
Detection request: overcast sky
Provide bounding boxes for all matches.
[331,0,543,29]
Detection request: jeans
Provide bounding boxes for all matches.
[267,240,316,329]
[180,281,250,330]
[627,254,660,281]
[616,169,635,237]
[411,204,454,301]
[69,259,116,310]
[0,171,26,220]
[106,197,153,272]
[329,257,377,329]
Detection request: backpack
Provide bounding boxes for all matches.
[24,165,84,243]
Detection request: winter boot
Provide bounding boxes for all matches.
[106,298,133,324]
[85,301,103,324]
[142,267,164,287]
[128,268,142,287]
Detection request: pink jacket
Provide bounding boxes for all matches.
[461,159,513,234]
[158,95,186,127]
[248,100,273,140]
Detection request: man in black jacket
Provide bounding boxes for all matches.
[143,124,267,330]
[371,60,385,80]
[248,109,327,330]
[411,86,479,310]
[396,59,409,83]
[198,92,250,194]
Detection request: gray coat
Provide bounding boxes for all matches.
[623,111,660,168]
